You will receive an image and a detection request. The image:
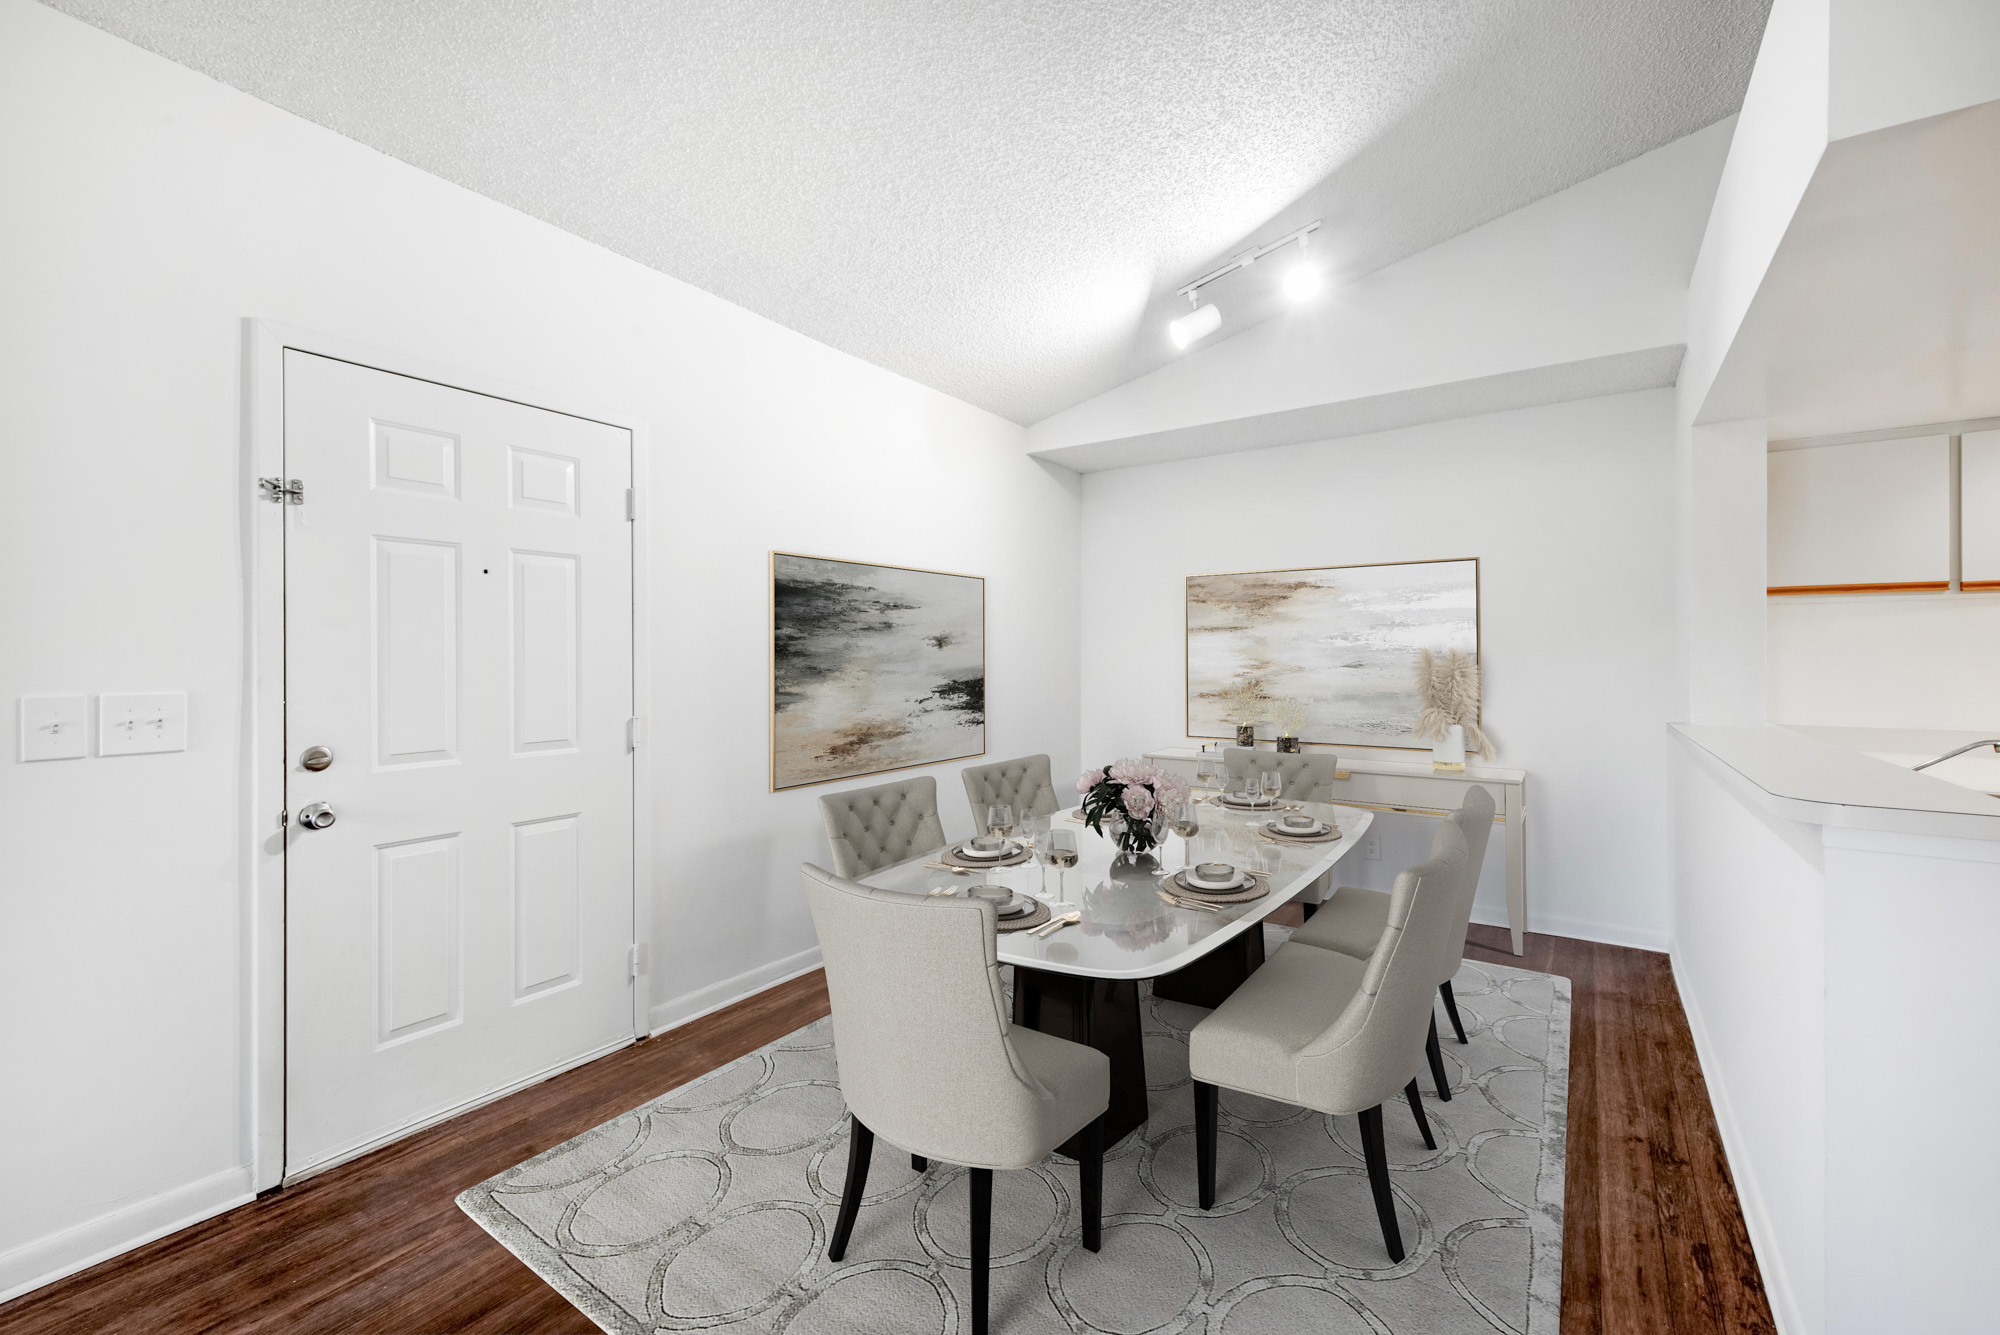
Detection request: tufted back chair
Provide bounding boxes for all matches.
[1293,818,1467,1114]
[817,776,948,879]
[1223,746,1343,802]
[960,754,1060,826]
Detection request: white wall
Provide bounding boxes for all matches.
[0,0,1078,1297]
[1770,594,2000,728]
[1670,741,1825,1335]
[1078,389,1680,948]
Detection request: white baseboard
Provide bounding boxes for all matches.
[1469,906,1669,954]
[1668,949,1804,1335]
[649,945,823,1036]
[0,1164,253,1304]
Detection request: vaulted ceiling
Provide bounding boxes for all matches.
[46,0,1770,424]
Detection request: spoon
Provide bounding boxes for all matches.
[1030,911,1081,938]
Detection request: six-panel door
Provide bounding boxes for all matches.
[283,351,634,1178]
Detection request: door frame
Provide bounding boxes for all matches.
[243,319,655,1192]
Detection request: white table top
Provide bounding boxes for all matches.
[860,798,1374,980]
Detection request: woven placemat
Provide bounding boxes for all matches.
[1158,870,1270,905]
[1258,823,1342,845]
[939,842,1034,869]
[995,900,1053,932]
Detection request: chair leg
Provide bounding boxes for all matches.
[1079,1114,1104,1252]
[1357,1105,1405,1263]
[828,1114,874,1262]
[1193,1080,1218,1211]
[911,1154,927,1172]
[1426,1016,1452,1102]
[1440,979,1468,1044]
[970,1167,992,1335]
[1403,1078,1436,1151]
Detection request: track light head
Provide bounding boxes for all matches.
[1167,302,1222,350]
[1282,260,1322,302]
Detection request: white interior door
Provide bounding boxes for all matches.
[283,350,635,1179]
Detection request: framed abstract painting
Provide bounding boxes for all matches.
[1186,557,1479,750]
[770,552,986,790]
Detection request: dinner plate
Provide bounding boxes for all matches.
[1219,793,1278,809]
[995,894,1036,919]
[954,841,1013,860]
[1266,818,1330,837]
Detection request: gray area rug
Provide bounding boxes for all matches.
[460,952,1570,1334]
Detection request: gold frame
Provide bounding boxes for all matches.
[769,550,988,792]
[1184,556,1481,753]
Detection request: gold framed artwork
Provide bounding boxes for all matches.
[1187,557,1480,751]
[770,552,986,791]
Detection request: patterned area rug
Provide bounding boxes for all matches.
[460,953,1570,1334]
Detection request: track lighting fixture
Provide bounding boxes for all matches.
[1168,300,1222,349]
[1167,220,1323,350]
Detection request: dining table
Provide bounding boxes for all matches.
[860,794,1376,1153]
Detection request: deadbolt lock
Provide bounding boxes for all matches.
[301,745,334,772]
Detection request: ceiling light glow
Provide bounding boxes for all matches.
[1168,302,1222,350]
[1282,261,1322,302]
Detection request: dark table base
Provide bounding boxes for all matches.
[1012,926,1267,1155]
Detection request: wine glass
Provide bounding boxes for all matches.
[1194,756,1217,794]
[987,803,1015,844]
[1046,830,1078,897]
[1259,770,1282,806]
[1170,802,1199,870]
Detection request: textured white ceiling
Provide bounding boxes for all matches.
[45,0,1770,424]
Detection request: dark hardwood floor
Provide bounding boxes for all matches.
[1,928,1775,1334]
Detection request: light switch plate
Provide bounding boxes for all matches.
[19,696,88,761]
[98,692,187,756]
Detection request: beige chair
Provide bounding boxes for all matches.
[1222,745,1343,801]
[1290,786,1496,1098]
[816,775,948,879]
[1187,819,1468,1262]
[1223,746,1345,912]
[801,863,1108,1335]
[961,754,1061,827]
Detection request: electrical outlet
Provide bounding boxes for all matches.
[18,696,87,761]
[98,692,187,756]
[1362,831,1381,860]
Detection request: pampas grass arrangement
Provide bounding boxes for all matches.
[1413,648,1492,758]
[1270,697,1307,739]
[1219,679,1268,729]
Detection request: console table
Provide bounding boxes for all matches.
[1144,745,1529,955]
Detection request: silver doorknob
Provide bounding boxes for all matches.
[297,802,337,830]
[300,745,334,772]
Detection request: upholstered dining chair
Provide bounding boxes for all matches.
[961,754,1061,827]
[1222,746,1346,913]
[801,863,1109,1335]
[1186,820,1468,1263]
[816,775,948,879]
[1288,785,1497,1099]
[1222,745,1344,801]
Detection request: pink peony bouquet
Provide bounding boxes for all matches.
[1076,758,1191,857]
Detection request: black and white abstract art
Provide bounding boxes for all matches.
[1187,558,1479,749]
[771,553,985,790]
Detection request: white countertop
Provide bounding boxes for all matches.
[859,799,1373,979]
[1146,744,1525,785]
[1672,723,2000,840]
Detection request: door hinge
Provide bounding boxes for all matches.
[629,943,647,979]
[627,717,644,750]
[259,477,304,506]
[625,488,636,521]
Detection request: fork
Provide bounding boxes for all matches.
[1029,911,1080,938]
[1156,889,1220,913]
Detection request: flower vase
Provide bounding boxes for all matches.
[1112,812,1167,863]
[1276,735,1301,754]
[1235,724,1255,747]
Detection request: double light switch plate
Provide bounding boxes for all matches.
[98,692,188,756]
